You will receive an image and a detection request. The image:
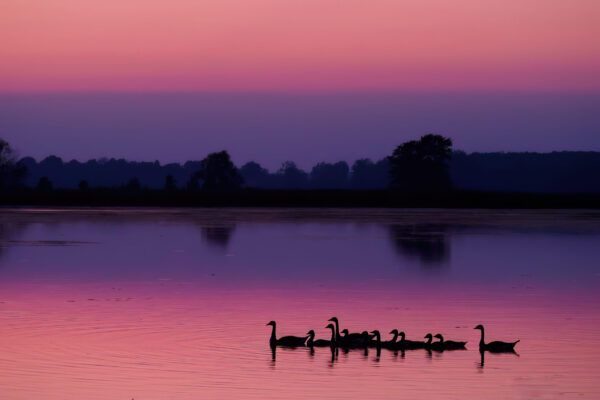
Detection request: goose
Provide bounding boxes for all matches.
[474,325,519,352]
[424,333,443,351]
[434,334,467,350]
[328,317,363,345]
[388,329,400,347]
[307,323,336,347]
[266,321,308,347]
[340,328,369,347]
[344,330,370,348]
[369,330,397,349]
[397,331,425,349]
[368,330,382,348]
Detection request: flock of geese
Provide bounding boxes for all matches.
[267,317,520,354]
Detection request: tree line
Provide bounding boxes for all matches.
[2,135,600,194]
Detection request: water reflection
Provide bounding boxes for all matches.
[1,209,600,399]
[387,224,450,266]
[200,225,236,248]
[0,221,27,261]
[478,349,520,369]
[272,343,503,367]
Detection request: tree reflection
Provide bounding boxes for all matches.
[388,224,450,266]
[200,225,236,248]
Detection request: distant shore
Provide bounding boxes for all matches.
[1,189,599,209]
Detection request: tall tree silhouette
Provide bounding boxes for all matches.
[192,151,243,191]
[389,134,453,191]
[0,138,26,188]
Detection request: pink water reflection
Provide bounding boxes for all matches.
[1,280,599,399]
[1,209,599,399]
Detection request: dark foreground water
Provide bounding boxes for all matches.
[0,208,599,399]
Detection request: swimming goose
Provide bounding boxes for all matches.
[474,325,519,352]
[368,330,382,348]
[388,329,400,347]
[307,323,336,347]
[370,330,397,349]
[424,333,443,351]
[434,334,467,350]
[340,328,369,347]
[344,330,370,348]
[328,317,363,345]
[266,321,308,347]
[397,331,425,349]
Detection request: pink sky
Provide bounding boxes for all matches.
[1,0,599,92]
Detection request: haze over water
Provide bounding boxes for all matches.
[1,208,599,399]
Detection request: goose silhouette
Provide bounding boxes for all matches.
[328,317,363,346]
[369,330,398,349]
[434,334,467,350]
[424,333,444,351]
[307,323,336,347]
[266,321,307,347]
[397,331,425,350]
[474,325,519,352]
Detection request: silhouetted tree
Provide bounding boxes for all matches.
[240,161,270,188]
[276,161,309,189]
[310,161,349,188]
[164,174,177,191]
[191,151,243,191]
[186,175,200,192]
[0,138,27,188]
[125,177,141,191]
[349,158,390,189]
[389,134,453,191]
[36,176,53,191]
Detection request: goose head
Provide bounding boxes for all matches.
[341,329,349,336]
[325,323,335,330]
[424,333,433,340]
[266,321,276,327]
[306,329,315,336]
[434,334,444,342]
[399,331,406,338]
[389,329,399,335]
[474,324,484,331]
[370,330,380,337]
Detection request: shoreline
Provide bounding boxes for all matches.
[1,189,599,209]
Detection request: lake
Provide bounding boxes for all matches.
[1,208,599,399]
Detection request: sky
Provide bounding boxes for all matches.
[1,0,599,167]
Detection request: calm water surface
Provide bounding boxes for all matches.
[1,208,599,399]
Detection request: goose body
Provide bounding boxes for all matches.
[266,321,308,347]
[369,330,398,349]
[397,331,425,350]
[344,330,370,348]
[474,325,519,352]
[307,324,336,347]
[424,333,444,351]
[434,334,467,350]
[368,330,382,348]
[328,317,364,347]
[340,328,367,347]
